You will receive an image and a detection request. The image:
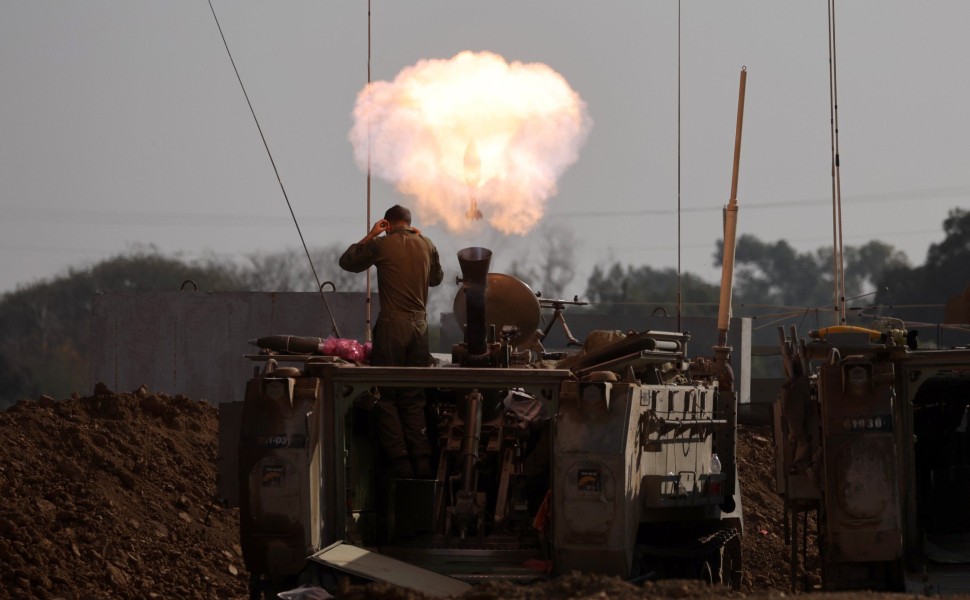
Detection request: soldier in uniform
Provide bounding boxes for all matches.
[339,205,444,479]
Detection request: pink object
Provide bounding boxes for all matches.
[320,336,339,355]
[318,337,368,362]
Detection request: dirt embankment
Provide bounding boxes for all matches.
[0,385,246,600]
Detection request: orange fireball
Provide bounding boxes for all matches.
[349,50,591,235]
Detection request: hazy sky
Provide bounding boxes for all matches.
[2,1,968,302]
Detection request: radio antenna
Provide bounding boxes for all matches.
[207,0,340,337]
[364,0,374,342]
[676,0,683,331]
[828,0,847,324]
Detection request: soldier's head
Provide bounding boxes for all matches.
[384,205,412,226]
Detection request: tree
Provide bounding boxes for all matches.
[843,240,909,302]
[508,224,578,300]
[715,235,831,311]
[237,245,365,292]
[926,208,970,275]
[875,208,970,324]
[585,262,720,317]
[0,248,246,409]
[715,235,909,313]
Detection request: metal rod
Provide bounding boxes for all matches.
[676,0,683,331]
[790,506,798,592]
[716,67,747,343]
[832,0,847,324]
[828,0,846,325]
[801,509,808,589]
[364,0,373,342]
[461,392,483,493]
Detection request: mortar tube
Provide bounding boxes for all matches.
[457,247,492,357]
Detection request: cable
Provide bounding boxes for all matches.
[549,184,970,219]
[206,0,340,337]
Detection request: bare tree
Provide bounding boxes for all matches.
[508,223,579,299]
[239,245,365,292]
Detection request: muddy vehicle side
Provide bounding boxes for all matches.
[775,326,970,593]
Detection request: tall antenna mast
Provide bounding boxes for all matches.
[676,0,683,331]
[364,0,374,341]
[827,0,847,324]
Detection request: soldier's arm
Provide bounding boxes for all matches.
[339,240,379,273]
[339,221,387,272]
[428,244,444,287]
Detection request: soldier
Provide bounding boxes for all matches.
[339,205,444,479]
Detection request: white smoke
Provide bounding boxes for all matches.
[349,50,591,235]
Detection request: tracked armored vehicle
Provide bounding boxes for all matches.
[236,245,744,598]
[775,325,970,593]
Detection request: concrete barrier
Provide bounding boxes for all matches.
[89,291,374,404]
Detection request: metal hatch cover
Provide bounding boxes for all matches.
[309,541,473,597]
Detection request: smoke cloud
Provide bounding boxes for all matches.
[349,51,591,235]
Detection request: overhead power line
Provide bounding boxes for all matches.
[5,183,966,228]
[550,184,970,219]
[0,206,358,228]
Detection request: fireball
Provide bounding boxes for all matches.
[349,50,591,235]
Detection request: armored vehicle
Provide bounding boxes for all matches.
[775,325,970,593]
[237,246,744,597]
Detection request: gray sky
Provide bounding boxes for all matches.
[2,1,968,302]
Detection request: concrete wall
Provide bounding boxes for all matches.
[90,291,374,404]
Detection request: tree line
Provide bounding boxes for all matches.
[585,209,970,327]
[0,209,967,409]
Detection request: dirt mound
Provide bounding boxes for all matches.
[0,385,247,600]
[736,424,818,592]
[0,385,806,599]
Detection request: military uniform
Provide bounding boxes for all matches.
[339,225,444,470]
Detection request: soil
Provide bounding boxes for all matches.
[0,385,823,599]
[0,384,247,600]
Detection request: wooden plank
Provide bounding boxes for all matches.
[309,542,472,597]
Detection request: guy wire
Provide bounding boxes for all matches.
[206,0,341,337]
